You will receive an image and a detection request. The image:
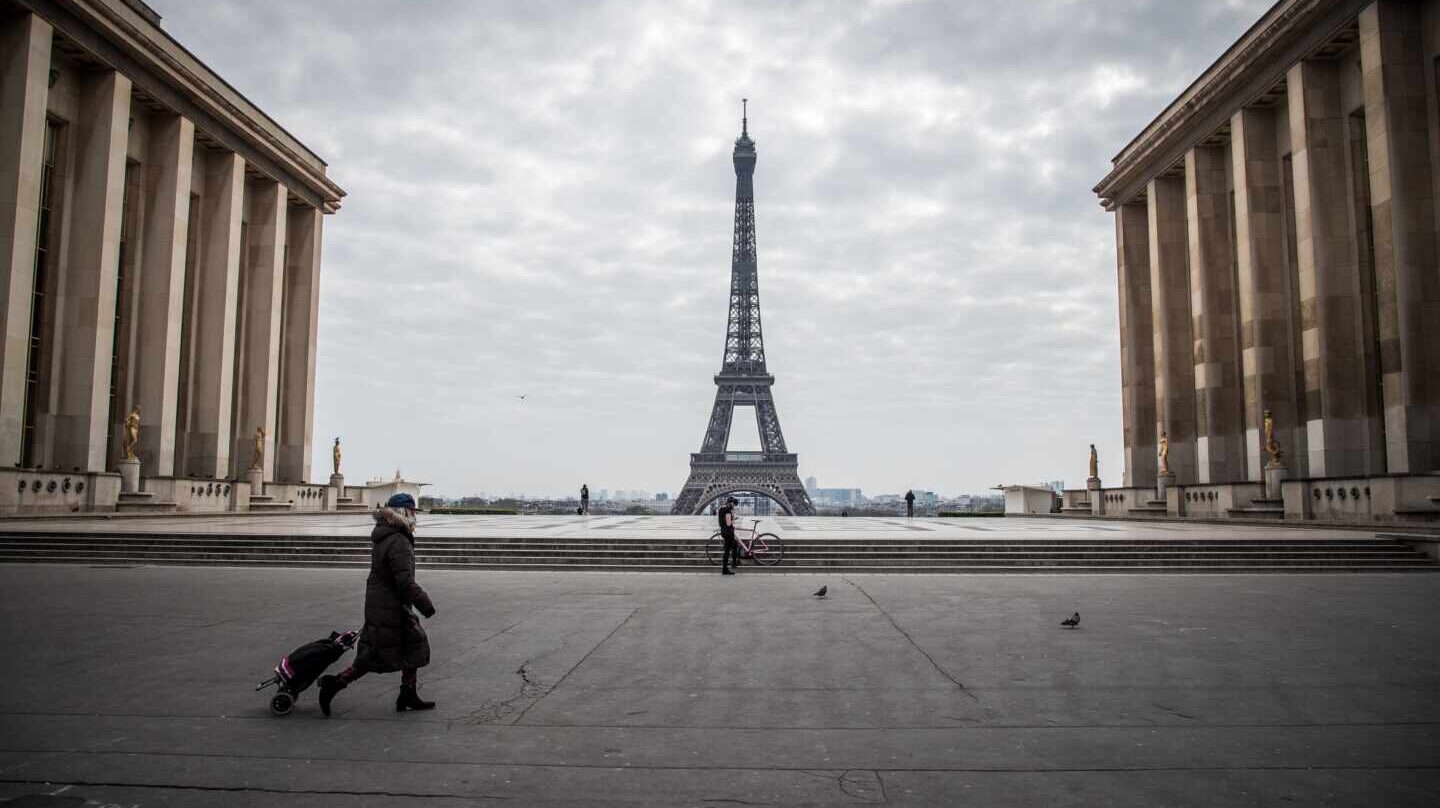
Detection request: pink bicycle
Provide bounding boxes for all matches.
[705,519,784,566]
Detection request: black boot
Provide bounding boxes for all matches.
[396,684,435,712]
[317,674,346,717]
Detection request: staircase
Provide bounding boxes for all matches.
[0,533,1434,572]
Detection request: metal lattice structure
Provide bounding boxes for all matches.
[672,105,815,516]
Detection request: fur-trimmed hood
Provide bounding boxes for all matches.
[373,506,416,539]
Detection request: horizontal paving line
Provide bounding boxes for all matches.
[5,711,1440,731]
[2,752,1438,775]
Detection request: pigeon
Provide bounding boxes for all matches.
[1061,612,1080,628]
[813,586,828,598]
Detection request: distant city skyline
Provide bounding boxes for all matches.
[154,0,1273,497]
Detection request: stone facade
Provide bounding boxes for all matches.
[1094,0,1440,523]
[0,0,346,514]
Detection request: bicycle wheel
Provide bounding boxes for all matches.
[705,532,722,565]
[749,533,784,566]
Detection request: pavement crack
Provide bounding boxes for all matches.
[481,622,523,643]
[843,577,978,701]
[510,606,640,725]
[836,769,885,803]
[464,660,549,725]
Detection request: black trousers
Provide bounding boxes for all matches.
[721,530,741,569]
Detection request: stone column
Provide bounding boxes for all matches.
[1185,145,1245,483]
[53,70,130,473]
[1147,175,1197,483]
[230,178,286,480]
[1287,60,1370,478]
[277,204,322,483]
[0,12,52,467]
[1116,201,1157,489]
[1359,1,1440,473]
[131,114,194,476]
[183,150,243,479]
[1231,105,1305,482]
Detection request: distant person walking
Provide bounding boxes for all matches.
[319,493,438,716]
[718,496,740,575]
[905,490,916,518]
[580,484,590,515]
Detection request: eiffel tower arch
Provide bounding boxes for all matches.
[673,103,815,517]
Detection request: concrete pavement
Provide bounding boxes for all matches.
[0,565,1436,806]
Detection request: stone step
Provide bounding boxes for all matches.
[0,540,1424,556]
[0,532,1433,572]
[0,532,1417,548]
[0,538,1426,556]
[0,548,1433,566]
[115,492,178,513]
[0,555,1434,574]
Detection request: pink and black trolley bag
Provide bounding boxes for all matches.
[255,629,359,715]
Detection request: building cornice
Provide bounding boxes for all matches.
[18,0,345,212]
[1093,0,1368,211]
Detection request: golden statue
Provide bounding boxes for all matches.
[1088,444,1098,479]
[1158,430,1170,475]
[1263,409,1283,467]
[251,426,266,471]
[121,405,141,461]
[332,437,342,476]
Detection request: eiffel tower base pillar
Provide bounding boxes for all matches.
[672,453,814,516]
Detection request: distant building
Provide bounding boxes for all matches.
[1093,0,1440,522]
[1000,485,1057,515]
[0,0,344,516]
[813,487,862,506]
[804,476,817,492]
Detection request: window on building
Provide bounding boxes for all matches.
[175,192,201,475]
[21,120,63,469]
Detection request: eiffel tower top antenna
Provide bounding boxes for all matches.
[742,98,747,136]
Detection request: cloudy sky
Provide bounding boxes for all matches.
[157,0,1270,500]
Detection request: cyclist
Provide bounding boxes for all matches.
[718,496,740,575]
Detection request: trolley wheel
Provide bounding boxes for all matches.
[705,532,721,565]
[750,533,784,566]
[270,691,295,716]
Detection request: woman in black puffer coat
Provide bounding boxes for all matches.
[318,493,437,716]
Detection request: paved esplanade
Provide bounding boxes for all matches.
[0,512,1387,540]
[0,549,1436,805]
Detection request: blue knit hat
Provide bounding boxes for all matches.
[385,493,417,510]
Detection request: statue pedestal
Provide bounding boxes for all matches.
[330,473,344,491]
[1087,477,1104,516]
[1156,472,1175,502]
[1264,463,1288,501]
[118,459,140,494]
[247,468,264,495]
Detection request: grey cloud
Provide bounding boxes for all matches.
[155,0,1268,496]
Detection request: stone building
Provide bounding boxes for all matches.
[1093,0,1440,523]
[0,0,346,513]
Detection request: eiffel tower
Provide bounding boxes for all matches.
[672,103,815,516]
